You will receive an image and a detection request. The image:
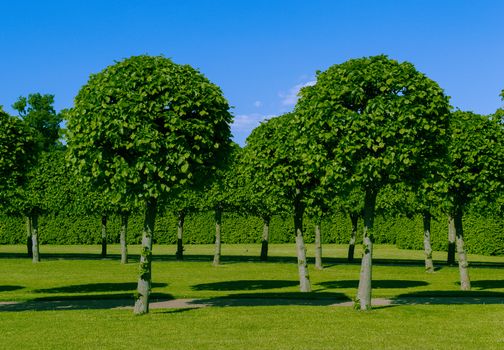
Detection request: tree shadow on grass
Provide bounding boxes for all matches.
[34,282,168,294]
[0,292,174,312]
[0,285,24,292]
[391,290,504,305]
[189,291,351,307]
[468,280,504,290]
[192,280,298,291]
[317,280,428,289]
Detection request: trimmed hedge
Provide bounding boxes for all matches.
[0,210,503,256]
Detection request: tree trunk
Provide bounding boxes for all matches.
[447,214,456,265]
[134,198,157,315]
[25,215,33,258]
[31,214,40,263]
[356,189,377,311]
[176,211,185,260]
[348,213,358,262]
[314,222,323,270]
[260,216,270,261]
[423,211,434,273]
[120,213,128,264]
[101,215,107,257]
[213,207,222,266]
[454,209,471,291]
[294,188,311,292]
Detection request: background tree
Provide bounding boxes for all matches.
[12,93,62,151]
[443,110,504,290]
[201,143,241,266]
[8,94,62,260]
[0,107,36,238]
[67,55,232,314]
[161,186,202,260]
[295,55,450,310]
[237,149,289,261]
[242,113,322,292]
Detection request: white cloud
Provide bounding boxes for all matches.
[278,80,316,107]
[253,100,263,108]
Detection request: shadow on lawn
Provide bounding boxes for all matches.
[189,291,351,307]
[34,282,168,294]
[467,280,504,290]
[2,251,504,268]
[192,280,298,291]
[390,290,504,306]
[0,285,24,292]
[318,280,428,289]
[0,293,174,312]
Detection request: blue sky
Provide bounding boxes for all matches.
[1,0,503,145]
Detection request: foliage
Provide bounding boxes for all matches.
[295,55,451,196]
[66,55,233,208]
[444,110,504,212]
[12,93,62,150]
[199,143,243,213]
[1,209,503,255]
[0,107,36,211]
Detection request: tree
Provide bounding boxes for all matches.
[12,93,62,258]
[200,143,241,266]
[0,107,36,227]
[443,110,504,290]
[67,55,232,314]
[162,187,201,261]
[296,55,450,310]
[238,150,289,261]
[242,113,320,292]
[12,93,62,151]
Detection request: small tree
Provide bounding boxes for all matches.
[242,113,320,292]
[296,55,450,310]
[0,107,36,229]
[238,150,289,261]
[200,143,241,266]
[67,55,232,314]
[443,110,504,290]
[11,93,62,257]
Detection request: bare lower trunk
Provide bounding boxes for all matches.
[25,216,33,258]
[260,216,270,261]
[348,213,358,262]
[314,222,323,270]
[134,198,157,315]
[423,211,434,273]
[176,211,185,261]
[356,189,377,311]
[120,213,128,264]
[454,210,471,291]
[447,214,456,265]
[31,214,40,263]
[101,215,107,258]
[213,207,222,266]
[294,188,311,292]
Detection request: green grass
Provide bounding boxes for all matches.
[1,306,503,349]
[1,244,503,349]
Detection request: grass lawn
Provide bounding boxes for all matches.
[1,243,503,349]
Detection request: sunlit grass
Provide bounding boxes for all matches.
[0,244,503,302]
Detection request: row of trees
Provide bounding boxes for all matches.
[1,55,503,314]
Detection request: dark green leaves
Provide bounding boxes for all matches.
[66,55,233,207]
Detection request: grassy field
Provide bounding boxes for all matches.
[1,243,503,349]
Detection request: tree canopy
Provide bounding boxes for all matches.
[67,55,233,208]
[12,93,62,151]
[0,107,36,210]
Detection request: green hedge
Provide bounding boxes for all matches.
[1,210,503,256]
